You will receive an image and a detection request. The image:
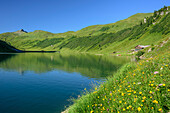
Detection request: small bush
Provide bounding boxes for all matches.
[136,51,145,57]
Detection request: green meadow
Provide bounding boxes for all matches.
[0,6,169,113]
[66,39,170,113]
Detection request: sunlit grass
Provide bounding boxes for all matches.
[67,53,169,113]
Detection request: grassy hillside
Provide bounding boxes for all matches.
[0,7,169,55]
[75,13,153,36]
[0,40,18,52]
[62,7,170,113]
[0,6,169,113]
[58,7,169,53]
[0,12,153,52]
[66,40,170,112]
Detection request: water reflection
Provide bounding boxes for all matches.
[0,53,131,78]
[0,53,132,113]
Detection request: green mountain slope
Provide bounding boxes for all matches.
[0,40,19,52]
[0,12,153,51]
[75,13,153,36]
[0,6,169,54]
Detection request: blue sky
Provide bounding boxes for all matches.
[0,0,169,33]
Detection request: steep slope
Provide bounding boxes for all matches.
[0,13,153,51]
[75,13,153,36]
[64,7,170,113]
[57,6,169,53]
[0,6,169,54]
[0,40,20,52]
[66,39,170,113]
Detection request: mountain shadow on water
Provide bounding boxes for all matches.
[0,54,16,63]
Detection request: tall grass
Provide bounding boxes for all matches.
[67,52,169,112]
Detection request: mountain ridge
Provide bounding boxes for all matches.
[0,6,169,54]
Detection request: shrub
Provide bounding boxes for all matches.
[136,51,145,57]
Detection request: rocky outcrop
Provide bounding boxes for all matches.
[15,29,28,34]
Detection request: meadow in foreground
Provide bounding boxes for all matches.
[68,52,169,113]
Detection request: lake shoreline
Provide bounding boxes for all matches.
[63,40,169,112]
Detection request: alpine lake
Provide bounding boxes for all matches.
[0,53,132,113]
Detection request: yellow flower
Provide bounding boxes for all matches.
[133,82,136,84]
[127,107,129,109]
[168,89,170,92]
[95,104,97,106]
[138,107,141,111]
[142,100,145,102]
[129,105,132,108]
[122,93,125,96]
[125,102,127,104]
[151,107,153,109]
[84,88,86,90]
[151,84,154,86]
[93,91,97,94]
[123,108,125,111]
[88,105,89,107]
[149,91,152,94]
[143,96,146,99]
[163,84,165,86]
[98,96,99,98]
[134,91,136,94]
[119,101,122,103]
[139,92,142,94]
[110,93,112,96]
[95,87,97,90]
[142,72,144,74]
[158,108,162,111]
[90,111,94,113]
[141,104,143,106]
[153,100,158,104]
[100,104,102,106]
[128,93,131,95]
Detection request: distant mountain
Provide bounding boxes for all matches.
[0,6,169,53]
[15,29,28,34]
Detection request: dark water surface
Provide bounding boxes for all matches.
[0,53,131,113]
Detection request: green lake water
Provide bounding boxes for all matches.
[0,53,131,113]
